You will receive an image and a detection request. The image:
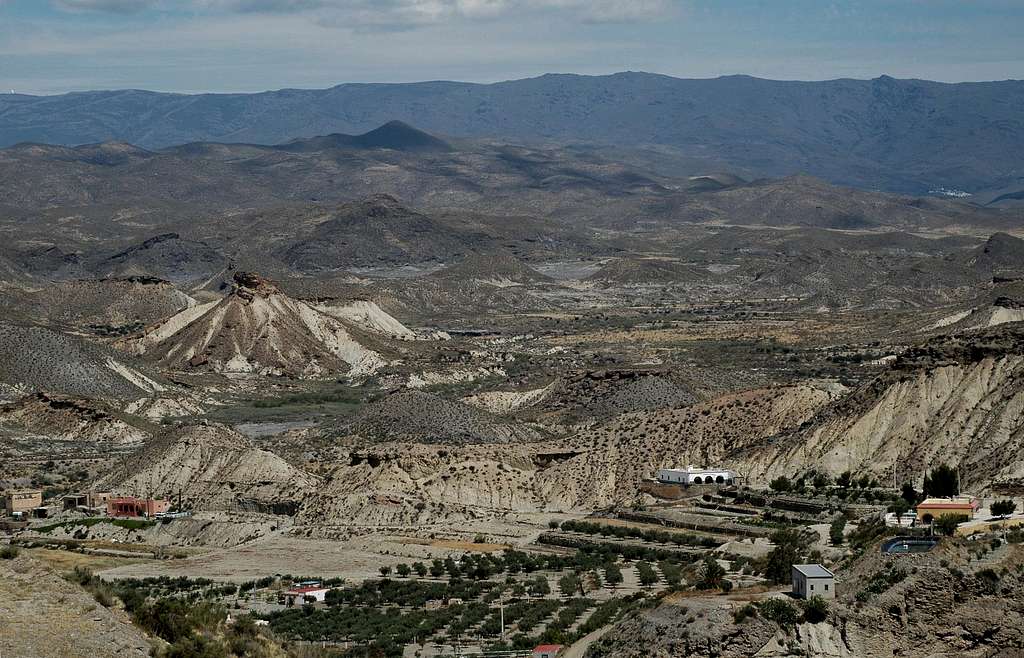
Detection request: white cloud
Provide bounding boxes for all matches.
[53,0,161,11]
[527,0,676,24]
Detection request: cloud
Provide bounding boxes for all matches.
[198,0,674,32]
[53,0,161,11]
[200,0,329,11]
[43,0,678,32]
[528,0,676,24]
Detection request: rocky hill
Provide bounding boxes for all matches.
[336,390,543,445]
[0,321,167,399]
[94,233,228,285]
[97,423,317,514]
[0,277,195,332]
[533,369,699,423]
[0,553,151,658]
[275,196,486,272]
[0,392,151,445]
[299,385,829,524]
[660,174,1004,230]
[315,299,419,339]
[298,441,552,525]
[118,272,390,378]
[278,120,451,153]
[962,232,1024,279]
[429,253,553,286]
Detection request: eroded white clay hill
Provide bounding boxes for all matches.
[118,272,393,378]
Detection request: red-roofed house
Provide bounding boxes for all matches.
[533,645,564,658]
[283,584,330,606]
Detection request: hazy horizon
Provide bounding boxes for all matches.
[7,69,1024,98]
[2,0,1023,95]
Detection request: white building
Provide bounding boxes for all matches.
[283,585,330,605]
[657,465,737,485]
[792,564,835,600]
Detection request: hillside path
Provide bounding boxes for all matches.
[561,624,614,658]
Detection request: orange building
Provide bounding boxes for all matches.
[916,497,978,523]
[107,496,171,518]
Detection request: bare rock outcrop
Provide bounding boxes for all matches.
[0,392,150,445]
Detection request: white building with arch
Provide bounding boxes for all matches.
[657,465,737,485]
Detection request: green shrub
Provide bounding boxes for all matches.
[935,514,967,536]
[0,545,18,560]
[636,561,659,588]
[991,500,1017,517]
[862,566,907,597]
[976,568,1000,594]
[733,603,757,624]
[604,563,623,587]
[829,517,846,546]
[763,529,804,584]
[696,556,725,590]
[802,595,829,623]
[759,598,799,627]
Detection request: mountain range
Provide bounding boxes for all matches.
[3,72,1024,196]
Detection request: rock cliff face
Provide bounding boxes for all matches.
[752,356,1024,488]
[298,442,574,526]
[97,423,317,514]
[118,272,389,378]
[294,385,832,525]
[743,325,1024,489]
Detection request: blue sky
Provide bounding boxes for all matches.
[1,0,1021,95]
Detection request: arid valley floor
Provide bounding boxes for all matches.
[2,116,1024,658]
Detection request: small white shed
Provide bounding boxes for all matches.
[792,564,835,600]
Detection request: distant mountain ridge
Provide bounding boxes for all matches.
[2,72,1023,194]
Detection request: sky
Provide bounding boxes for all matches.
[0,0,1022,95]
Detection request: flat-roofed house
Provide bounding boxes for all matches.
[792,564,835,600]
[656,465,737,485]
[916,497,978,523]
[107,496,170,518]
[4,489,42,516]
[283,585,331,606]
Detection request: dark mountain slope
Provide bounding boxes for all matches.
[274,196,488,271]
[3,73,1023,193]
[278,121,451,153]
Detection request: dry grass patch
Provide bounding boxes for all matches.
[22,547,147,574]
